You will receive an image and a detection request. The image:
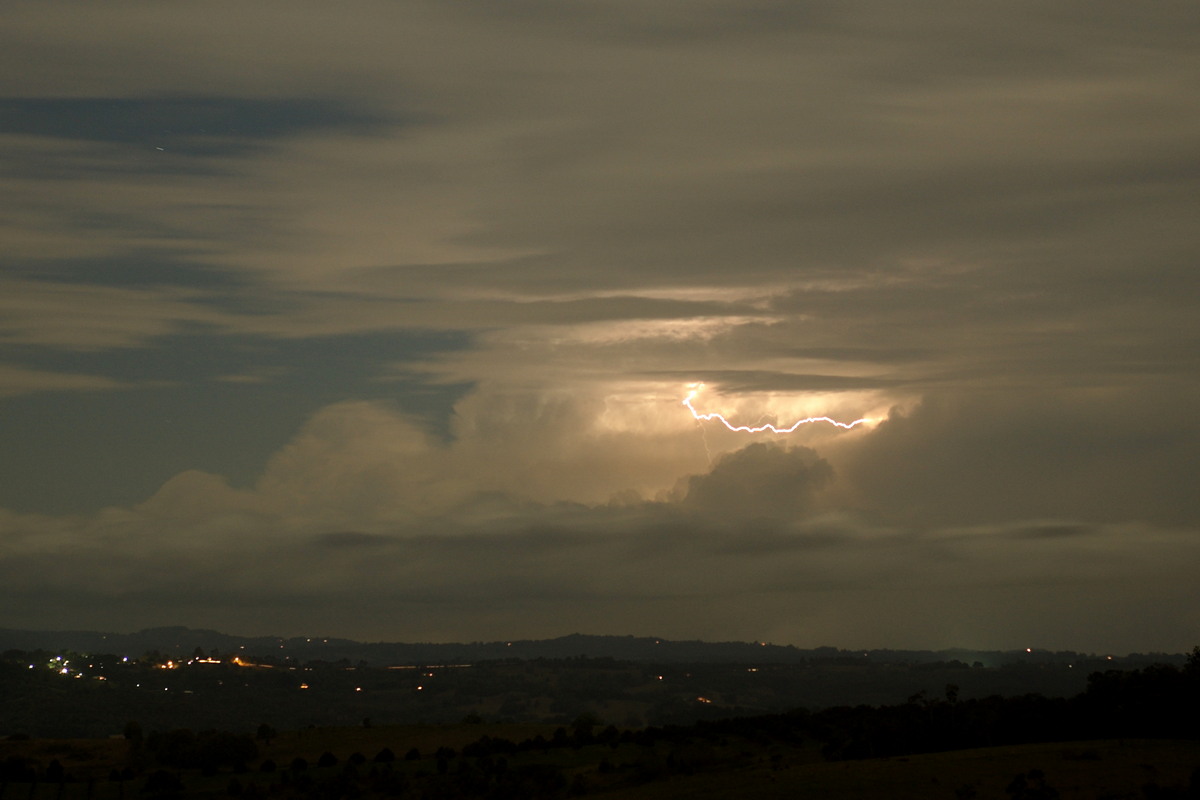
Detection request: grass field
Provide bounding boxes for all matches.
[605,739,1200,799]
[2,727,1197,799]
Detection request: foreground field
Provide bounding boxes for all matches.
[611,739,1200,799]
[1,726,1197,800]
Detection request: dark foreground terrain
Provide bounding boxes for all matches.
[0,630,1183,738]
[1,725,1197,800]
[1,645,1198,799]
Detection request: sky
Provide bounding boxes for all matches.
[1,1,1198,653]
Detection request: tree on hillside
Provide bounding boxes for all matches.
[255,724,275,746]
[1185,645,1200,677]
[1005,768,1059,799]
[143,770,182,799]
[123,721,143,749]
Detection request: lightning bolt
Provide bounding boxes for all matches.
[683,383,872,432]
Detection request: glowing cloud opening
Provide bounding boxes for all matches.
[683,383,874,432]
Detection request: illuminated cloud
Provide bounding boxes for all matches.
[0,0,1197,650]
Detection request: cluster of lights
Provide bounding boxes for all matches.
[230,656,274,668]
[24,649,486,696]
[31,654,132,682]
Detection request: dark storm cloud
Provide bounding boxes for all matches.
[313,531,393,548]
[682,443,834,517]
[4,251,250,291]
[0,96,393,155]
[835,387,1200,527]
[1,1,1198,651]
[8,328,471,386]
[2,499,1196,649]
[706,526,848,556]
[1001,523,1095,541]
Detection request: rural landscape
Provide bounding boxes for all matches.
[2,628,1198,799]
[5,2,1200,797]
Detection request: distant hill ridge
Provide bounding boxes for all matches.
[0,626,1183,668]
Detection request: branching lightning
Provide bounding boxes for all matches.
[683,383,873,432]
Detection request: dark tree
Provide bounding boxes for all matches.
[147,729,197,768]
[1185,646,1200,677]
[197,732,258,774]
[254,724,275,747]
[123,721,143,749]
[1005,769,1059,800]
[142,770,182,799]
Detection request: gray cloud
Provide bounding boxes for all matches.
[832,387,1200,527]
[0,96,391,149]
[681,443,834,517]
[1,1,1197,650]
[1,493,1196,651]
